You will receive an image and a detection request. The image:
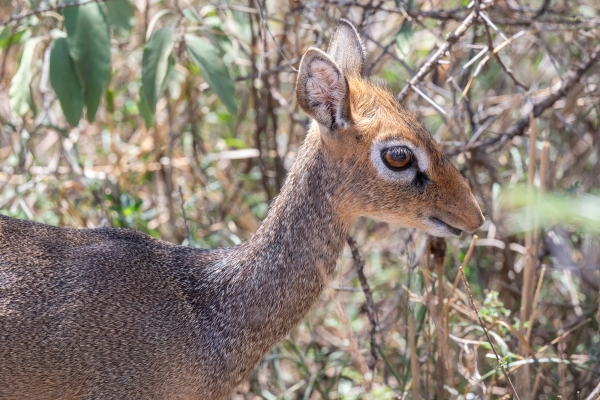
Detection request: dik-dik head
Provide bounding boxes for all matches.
[296,20,484,236]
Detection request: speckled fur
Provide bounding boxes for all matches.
[0,20,483,400]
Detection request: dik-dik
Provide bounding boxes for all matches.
[0,20,483,399]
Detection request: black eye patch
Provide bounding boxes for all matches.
[413,170,430,189]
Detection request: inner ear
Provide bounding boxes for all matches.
[296,48,350,131]
[327,19,366,77]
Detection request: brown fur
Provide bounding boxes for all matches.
[0,19,483,399]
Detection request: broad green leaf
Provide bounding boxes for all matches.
[106,0,133,32]
[185,34,237,115]
[64,2,111,121]
[141,28,174,115]
[9,38,39,117]
[163,55,175,92]
[137,91,154,128]
[50,38,83,126]
[502,185,600,233]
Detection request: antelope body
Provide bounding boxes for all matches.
[0,20,483,399]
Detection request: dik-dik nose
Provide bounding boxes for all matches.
[429,186,484,236]
[450,193,485,233]
[463,206,485,232]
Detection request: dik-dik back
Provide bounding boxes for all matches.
[0,215,210,399]
[0,19,483,400]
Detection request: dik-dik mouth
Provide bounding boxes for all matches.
[429,217,462,236]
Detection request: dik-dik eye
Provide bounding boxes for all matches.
[381,146,414,171]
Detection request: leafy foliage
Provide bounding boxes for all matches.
[140,27,174,126]
[185,33,237,115]
[6,0,237,128]
[63,3,111,121]
[50,37,83,126]
[9,37,39,116]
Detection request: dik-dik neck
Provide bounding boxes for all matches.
[248,132,351,278]
[204,131,352,372]
[239,130,351,317]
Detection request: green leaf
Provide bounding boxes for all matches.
[106,88,115,113]
[137,91,154,128]
[224,138,248,149]
[185,34,237,115]
[106,0,133,32]
[0,26,27,48]
[182,8,201,24]
[141,28,174,115]
[64,2,111,121]
[49,38,83,126]
[9,38,39,117]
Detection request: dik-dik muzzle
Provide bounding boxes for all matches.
[363,131,485,237]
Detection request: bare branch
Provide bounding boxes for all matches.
[481,14,529,89]
[1,0,112,27]
[235,56,301,81]
[465,43,600,153]
[458,235,521,400]
[397,1,493,103]
[347,235,379,371]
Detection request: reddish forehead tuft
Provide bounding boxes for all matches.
[348,77,441,153]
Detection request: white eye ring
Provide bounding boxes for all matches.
[370,139,430,182]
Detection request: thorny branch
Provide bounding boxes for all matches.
[480,13,529,90]
[347,235,379,371]
[401,3,597,26]
[396,1,493,103]
[464,43,600,154]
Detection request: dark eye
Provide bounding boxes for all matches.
[381,146,414,170]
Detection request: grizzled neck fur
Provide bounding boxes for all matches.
[189,129,352,392]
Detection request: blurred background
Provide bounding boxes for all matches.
[0,0,599,398]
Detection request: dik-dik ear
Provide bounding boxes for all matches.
[327,19,365,77]
[296,48,351,131]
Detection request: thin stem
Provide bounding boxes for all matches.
[347,235,379,371]
[457,238,521,400]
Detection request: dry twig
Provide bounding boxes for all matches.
[0,0,112,26]
[315,260,372,391]
[347,235,379,371]
[458,236,521,400]
[178,186,192,245]
[467,44,600,153]
[429,236,447,400]
[584,381,600,400]
[397,1,493,102]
